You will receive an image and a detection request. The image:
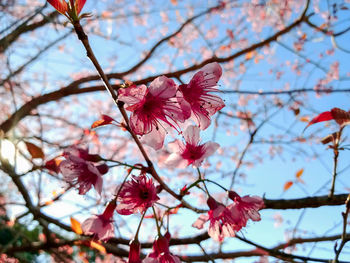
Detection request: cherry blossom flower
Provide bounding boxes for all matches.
[143,234,181,263]
[118,76,190,149]
[59,147,107,195]
[178,62,225,130]
[81,200,116,241]
[193,194,264,242]
[128,239,142,263]
[193,197,241,242]
[116,175,159,215]
[227,191,264,227]
[166,125,220,168]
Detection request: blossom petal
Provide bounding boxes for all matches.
[183,125,200,145]
[141,127,166,150]
[192,214,209,229]
[202,142,220,159]
[118,85,147,108]
[148,76,176,98]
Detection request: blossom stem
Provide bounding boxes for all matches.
[152,205,161,235]
[197,168,210,196]
[329,127,343,198]
[204,179,228,192]
[134,210,147,241]
[115,169,132,199]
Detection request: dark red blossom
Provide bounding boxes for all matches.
[128,239,142,263]
[116,175,159,215]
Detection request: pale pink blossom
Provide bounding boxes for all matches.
[166,125,219,168]
[178,62,225,130]
[116,175,159,215]
[193,197,241,242]
[82,200,116,241]
[59,147,107,195]
[227,191,264,227]
[119,76,190,149]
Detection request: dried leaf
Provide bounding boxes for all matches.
[91,114,115,129]
[44,158,62,173]
[283,181,293,191]
[295,168,304,178]
[70,217,83,235]
[25,142,45,159]
[321,132,339,144]
[331,108,350,126]
[245,50,256,60]
[299,116,309,122]
[168,204,183,215]
[90,241,106,254]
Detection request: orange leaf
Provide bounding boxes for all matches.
[25,142,45,159]
[299,116,309,123]
[245,50,256,60]
[70,217,83,235]
[170,0,177,5]
[91,114,115,129]
[283,181,293,191]
[295,168,304,178]
[90,241,106,254]
[168,204,183,215]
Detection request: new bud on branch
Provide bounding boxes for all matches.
[47,0,87,21]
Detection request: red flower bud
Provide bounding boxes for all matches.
[128,239,141,263]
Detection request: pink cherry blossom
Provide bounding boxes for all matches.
[118,76,190,149]
[166,125,220,168]
[116,175,159,215]
[59,147,107,195]
[178,62,225,130]
[193,194,264,242]
[193,197,241,242]
[81,200,116,241]
[227,191,264,227]
[143,235,181,263]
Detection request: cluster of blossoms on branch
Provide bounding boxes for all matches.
[45,1,265,261]
[118,62,225,150]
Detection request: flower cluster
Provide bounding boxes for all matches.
[119,62,225,150]
[193,192,264,242]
